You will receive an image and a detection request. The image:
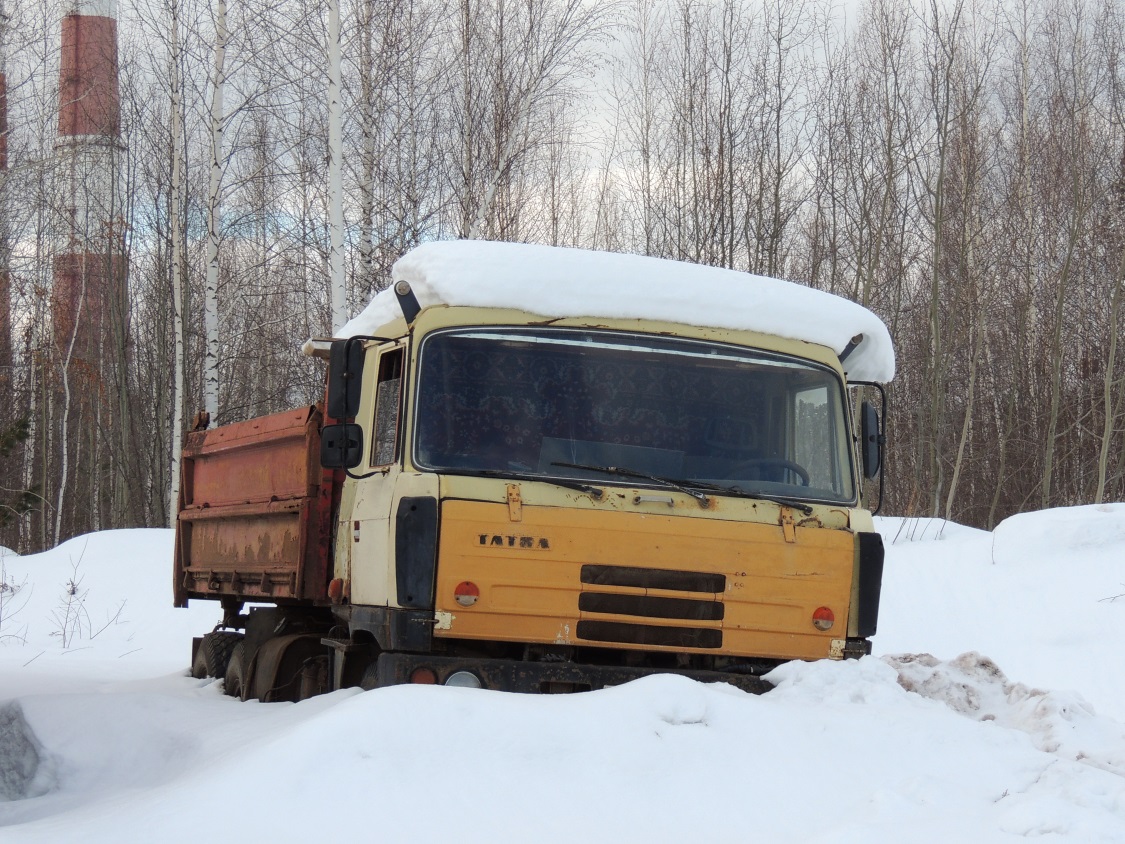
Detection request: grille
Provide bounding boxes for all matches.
[578,592,724,621]
[576,620,722,649]
[580,565,725,593]
[577,565,725,650]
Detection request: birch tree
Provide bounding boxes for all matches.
[327,0,345,332]
[167,0,186,521]
[202,0,225,423]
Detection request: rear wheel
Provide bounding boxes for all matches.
[192,631,244,679]
[253,634,332,702]
[224,641,252,699]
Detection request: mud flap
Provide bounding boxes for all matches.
[856,532,884,638]
[250,634,332,702]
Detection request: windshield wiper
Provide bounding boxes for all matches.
[463,468,604,499]
[550,461,711,506]
[709,485,814,515]
[551,462,815,515]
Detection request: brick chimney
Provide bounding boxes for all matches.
[52,0,125,369]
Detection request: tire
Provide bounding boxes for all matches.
[191,645,209,679]
[194,631,244,679]
[360,658,382,690]
[224,641,251,700]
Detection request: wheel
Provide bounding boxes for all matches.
[191,646,209,679]
[724,457,810,486]
[360,659,381,690]
[193,630,244,679]
[224,641,252,700]
[253,634,333,702]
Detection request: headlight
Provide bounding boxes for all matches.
[444,670,482,689]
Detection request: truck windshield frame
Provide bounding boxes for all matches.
[412,326,857,504]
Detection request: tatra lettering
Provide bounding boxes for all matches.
[477,533,551,550]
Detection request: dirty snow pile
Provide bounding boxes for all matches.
[1,505,1124,842]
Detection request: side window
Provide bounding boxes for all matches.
[372,347,404,466]
[793,385,834,489]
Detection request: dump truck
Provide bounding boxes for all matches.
[175,240,894,700]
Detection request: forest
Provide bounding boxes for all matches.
[0,0,1122,552]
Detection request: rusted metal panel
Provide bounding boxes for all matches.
[174,404,336,607]
[182,407,317,507]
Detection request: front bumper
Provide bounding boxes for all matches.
[366,651,776,694]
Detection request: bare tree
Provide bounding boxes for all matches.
[167,0,186,523]
[202,0,226,422]
[454,0,610,241]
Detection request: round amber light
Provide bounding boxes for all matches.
[454,581,480,607]
[812,606,835,631]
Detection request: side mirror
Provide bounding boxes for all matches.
[860,400,882,480]
[327,339,365,420]
[321,423,364,469]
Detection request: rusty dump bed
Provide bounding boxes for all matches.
[174,405,336,607]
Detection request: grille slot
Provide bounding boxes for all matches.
[579,592,724,621]
[580,565,725,593]
[577,620,722,649]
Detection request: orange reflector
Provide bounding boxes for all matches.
[410,667,438,684]
[812,606,835,631]
[454,581,480,607]
[328,578,345,604]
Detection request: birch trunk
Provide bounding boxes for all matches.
[357,0,376,298]
[167,0,185,524]
[53,279,84,546]
[926,90,950,518]
[468,89,533,240]
[460,0,475,237]
[203,0,226,422]
[945,317,982,521]
[328,0,345,333]
[1096,243,1125,502]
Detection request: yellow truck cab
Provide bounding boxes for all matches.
[176,241,894,700]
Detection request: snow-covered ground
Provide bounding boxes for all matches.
[2,506,1124,842]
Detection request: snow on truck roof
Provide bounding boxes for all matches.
[338,240,895,382]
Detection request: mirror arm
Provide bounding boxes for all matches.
[346,467,381,480]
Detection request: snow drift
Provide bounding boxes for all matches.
[2,505,1125,842]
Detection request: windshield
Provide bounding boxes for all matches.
[413,328,856,503]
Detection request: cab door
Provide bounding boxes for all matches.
[339,341,407,606]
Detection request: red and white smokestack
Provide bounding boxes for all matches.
[53,0,125,368]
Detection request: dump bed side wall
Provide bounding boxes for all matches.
[174,405,336,607]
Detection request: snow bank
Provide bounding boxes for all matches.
[339,240,895,382]
[877,506,1125,722]
[3,506,1125,841]
[991,503,1125,565]
[0,530,215,694]
[5,660,1125,842]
